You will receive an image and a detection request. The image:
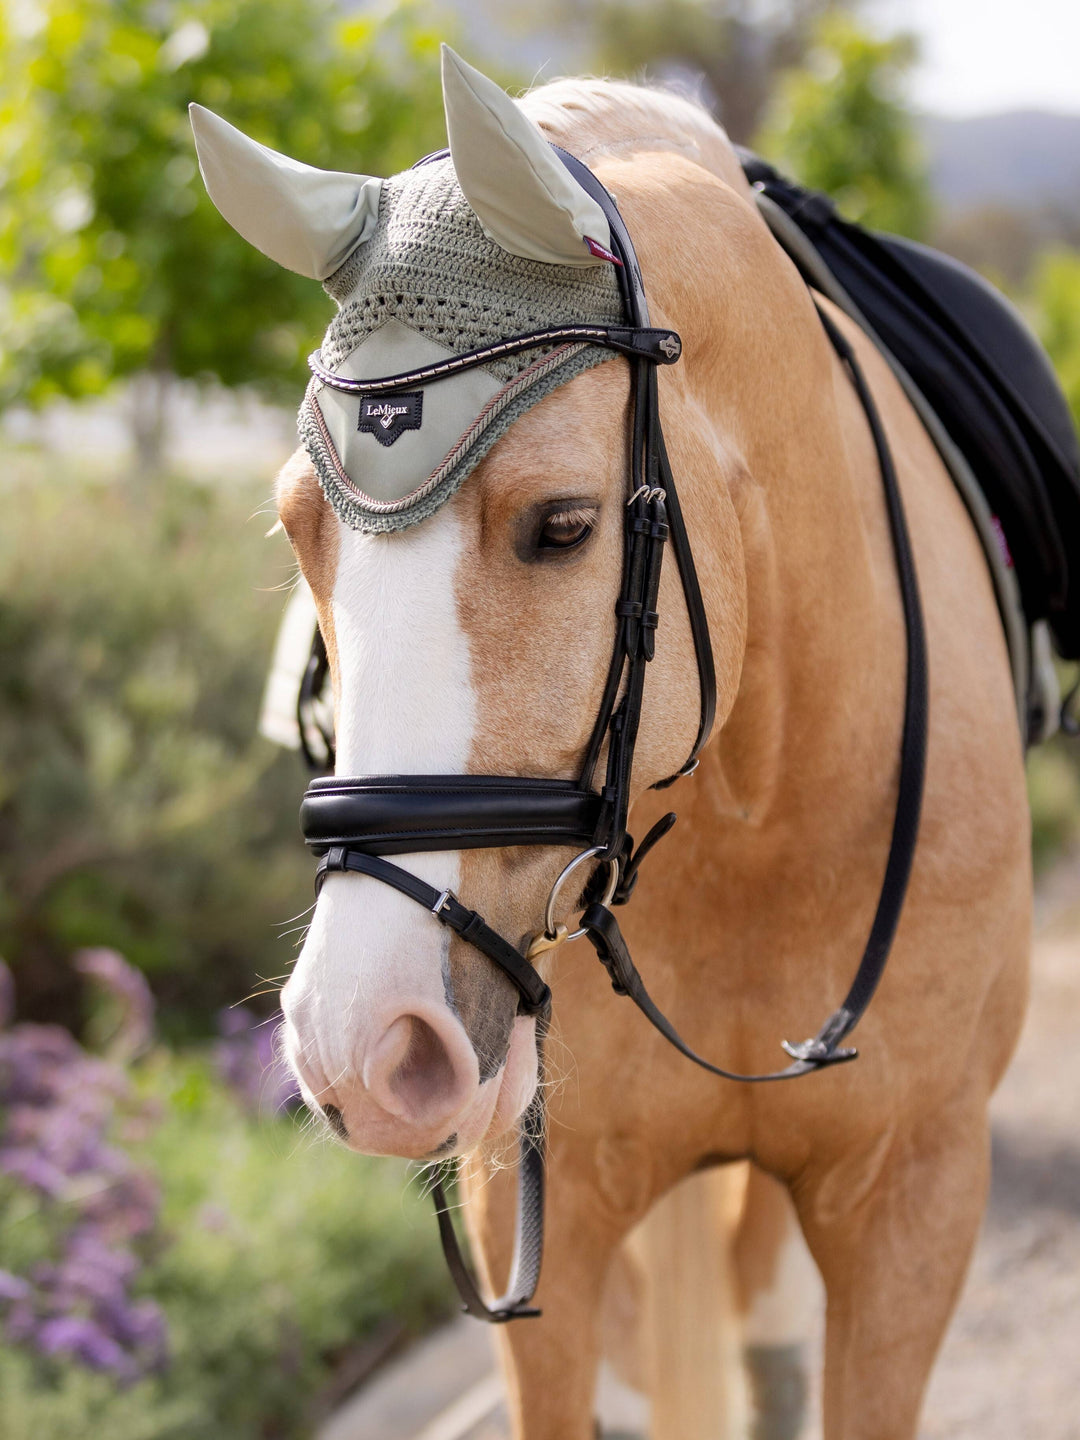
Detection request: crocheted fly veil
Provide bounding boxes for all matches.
[190,48,623,532]
[300,161,622,531]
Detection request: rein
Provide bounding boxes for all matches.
[298,150,927,1321]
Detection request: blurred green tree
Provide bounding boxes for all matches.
[1021,252,1080,866]
[1035,248,1080,425]
[757,12,931,238]
[577,0,844,145]
[0,460,310,1034]
[0,0,447,468]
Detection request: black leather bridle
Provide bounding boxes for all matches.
[297,148,928,1321]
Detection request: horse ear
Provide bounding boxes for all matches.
[440,46,611,268]
[188,104,383,281]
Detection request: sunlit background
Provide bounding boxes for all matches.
[2,2,1079,1436]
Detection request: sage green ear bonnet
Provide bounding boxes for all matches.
[190,47,623,533]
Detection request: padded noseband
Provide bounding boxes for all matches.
[301,775,601,855]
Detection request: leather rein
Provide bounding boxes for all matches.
[297,148,928,1322]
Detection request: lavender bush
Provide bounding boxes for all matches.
[213,1005,300,1117]
[0,957,166,1384]
[0,956,451,1439]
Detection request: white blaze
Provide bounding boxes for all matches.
[332,508,476,775]
[282,507,477,1105]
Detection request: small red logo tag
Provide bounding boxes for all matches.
[584,236,623,266]
[990,514,1014,569]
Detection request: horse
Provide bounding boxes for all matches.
[193,52,1031,1439]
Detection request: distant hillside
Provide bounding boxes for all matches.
[922,110,1080,213]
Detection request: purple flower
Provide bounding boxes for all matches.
[214,1007,300,1116]
[67,1230,139,1278]
[0,1146,69,1197]
[53,1252,133,1308]
[14,1097,112,1175]
[5,1298,37,1342]
[37,1314,136,1380]
[83,1168,160,1241]
[0,960,167,1384]
[217,1006,254,1040]
[74,949,155,1060]
[0,1270,32,1304]
[104,1296,168,1360]
[0,1026,82,1105]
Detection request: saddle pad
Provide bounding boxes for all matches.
[740,151,1080,661]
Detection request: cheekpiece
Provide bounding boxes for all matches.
[298,157,623,533]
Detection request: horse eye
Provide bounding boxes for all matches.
[537,509,596,551]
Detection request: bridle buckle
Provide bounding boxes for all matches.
[431,887,455,918]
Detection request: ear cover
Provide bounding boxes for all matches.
[297,149,623,534]
[440,45,611,267]
[188,103,383,281]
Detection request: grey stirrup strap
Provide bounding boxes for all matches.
[425,1050,548,1323]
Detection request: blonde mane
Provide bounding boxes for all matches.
[519,76,752,197]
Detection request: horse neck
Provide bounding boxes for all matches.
[522,91,905,851]
[691,296,906,847]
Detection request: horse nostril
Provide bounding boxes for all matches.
[322,1103,348,1139]
[363,1013,472,1126]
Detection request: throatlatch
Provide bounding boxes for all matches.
[298,144,928,1322]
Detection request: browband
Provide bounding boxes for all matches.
[309,324,682,395]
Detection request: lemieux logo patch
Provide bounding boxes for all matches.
[358,392,424,447]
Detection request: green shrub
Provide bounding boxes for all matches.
[1028,736,1080,871]
[0,452,311,1036]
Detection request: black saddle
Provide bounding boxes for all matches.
[739,151,1080,662]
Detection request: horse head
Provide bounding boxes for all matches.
[192,50,755,1161]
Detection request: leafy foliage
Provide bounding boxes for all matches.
[0,454,310,1035]
[757,13,932,238]
[1028,744,1080,870]
[0,0,448,417]
[1026,244,1080,863]
[579,0,841,144]
[1034,248,1080,426]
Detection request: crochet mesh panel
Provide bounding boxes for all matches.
[298,156,624,532]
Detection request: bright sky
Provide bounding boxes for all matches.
[877,0,1080,116]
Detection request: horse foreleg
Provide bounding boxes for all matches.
[627,1166,746,1440]
[462,1150,623,1440]
[735,1165,820,1440]
[794,1100,991,1440]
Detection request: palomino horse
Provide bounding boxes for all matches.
[195,53,1030,1439]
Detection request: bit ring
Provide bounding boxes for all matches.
[542,846,619,944]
